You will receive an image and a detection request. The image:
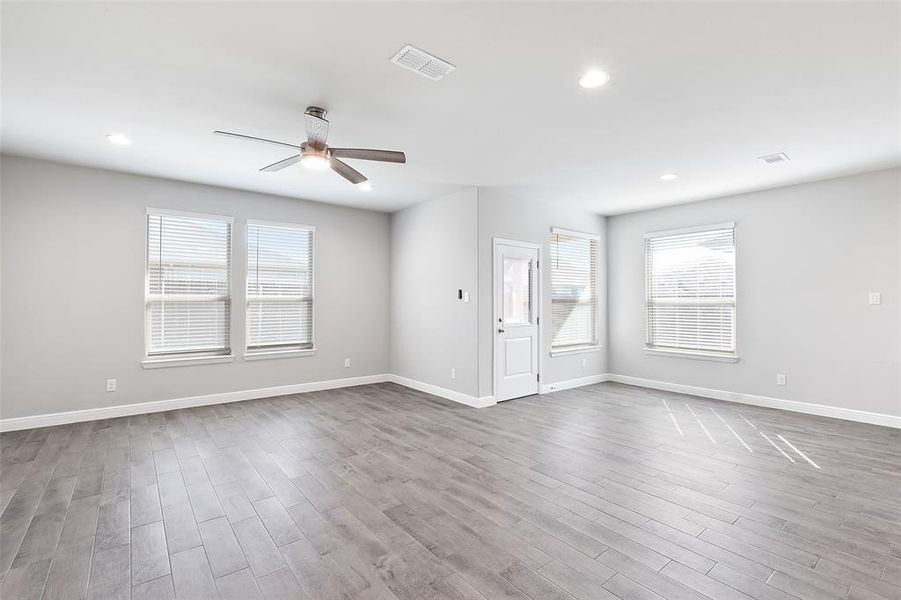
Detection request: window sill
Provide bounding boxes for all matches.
[550,345,603,357]
[643,348,739,363]
[243,348,316,361]
[142,355,235,369]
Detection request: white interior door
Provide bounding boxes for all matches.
[494,239,540,402]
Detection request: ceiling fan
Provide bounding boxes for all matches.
[214,106,406,190]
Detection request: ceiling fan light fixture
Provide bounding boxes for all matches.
[300,153,331,170]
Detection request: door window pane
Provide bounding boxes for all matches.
[503,257,533,324]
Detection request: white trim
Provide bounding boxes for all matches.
[540,374,612,394]
[550,345,603,357]
[246,218,315,232]
[642,347,739,363]
[3,372,897,432]
[142,355,236,369]
[644,221,735,239]
[550,226,601,242]
[145,206,235,223]
[608,374,901,429]
[0,374,389,432]
[491,237,541,250]
[387,375,497,408]
[243,348,316,361]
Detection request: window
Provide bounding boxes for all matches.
[145,210,232,360]
[645,223,736,359]
[550,227,599,351]
[246,221,314,354]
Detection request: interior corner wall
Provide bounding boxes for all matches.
[476,188,608,398]
[608,167,901,418]
[0,155,391,420]
[389,187,480,397]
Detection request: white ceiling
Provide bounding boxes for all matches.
[2,2,899,214]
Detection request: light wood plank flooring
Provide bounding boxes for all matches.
[1,381,899,600]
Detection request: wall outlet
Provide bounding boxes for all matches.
[776,373,786,386]
[462,291,470,302]
[106,378,117,392]
[450,368,457,380]
[581,358,587,368]
[869,292,881,305]
[344,358,351,368]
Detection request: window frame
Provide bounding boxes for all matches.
[244,219,316,359]
[643,222,738,362]
[549,226,601,356]
[142,207,235,367]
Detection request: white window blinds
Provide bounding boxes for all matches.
[550,228,599,349]
[246,221,314,352]
[645,224,736,356]
[145,211,232,357]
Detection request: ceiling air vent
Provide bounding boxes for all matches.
[390,44,455,81]
[758,152,790,164]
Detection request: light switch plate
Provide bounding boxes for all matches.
[776,373,786,386]
[462,292,470,302]
[869,292,881,305]
[106,378,117,392]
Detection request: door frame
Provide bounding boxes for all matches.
[492,237,542,402]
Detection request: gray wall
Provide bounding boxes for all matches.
[608,168,901,417]
[477,189,608,398]
[0,156,390,419]
[389,188,480,397]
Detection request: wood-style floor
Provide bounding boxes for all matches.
[1,382,899,600]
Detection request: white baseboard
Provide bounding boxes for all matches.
[540,374,612,394]
[4,371,897,432]
[0,374,390,432]
[386,375,496,408]
[608,374,901,429]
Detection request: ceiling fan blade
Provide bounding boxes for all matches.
[260,155,301,172]
[304,112,329,149]
[330,148,406,164]
[213,130,302,150]
[330,157,367,185]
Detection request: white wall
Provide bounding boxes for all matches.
[389,188,480,397]
[477,188,608,398]
[0,156,390,420]
[608,168,901,418]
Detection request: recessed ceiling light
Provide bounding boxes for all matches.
[758,152,790,164]
[106,133,132,146]
[579,69,610,89]
[660,172,679,181]
[357,181,373,192]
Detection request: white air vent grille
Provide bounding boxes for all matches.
[758,152,790,164]
[390,44,455,81]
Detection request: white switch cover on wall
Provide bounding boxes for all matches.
[450,368,457,380]
[462,292,470,302]
[776,373,786,386]
[869,292,881,305]
[106,378,117,392]
[344,358,351,368]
